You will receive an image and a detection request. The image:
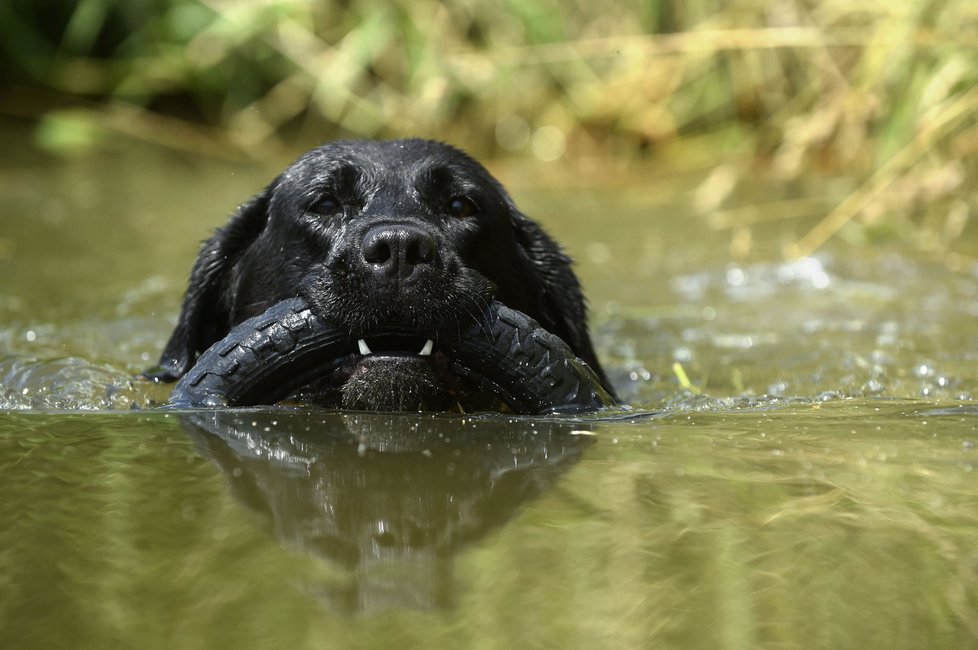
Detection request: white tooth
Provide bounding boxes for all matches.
[419,339,434,356]
[358,339,372,355]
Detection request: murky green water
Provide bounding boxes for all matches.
[3,123,978,647]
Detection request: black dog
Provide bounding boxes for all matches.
[149,139,611,411]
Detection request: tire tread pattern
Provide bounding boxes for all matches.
[446,304,614,414]
[168,298,346,408]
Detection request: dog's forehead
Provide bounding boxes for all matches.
[283,139,491,189]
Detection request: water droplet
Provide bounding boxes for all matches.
[202,395,225,407]
[726,266,748,287]
[673,346,693,363]
[914,364,935,378]
[863,379,885,394]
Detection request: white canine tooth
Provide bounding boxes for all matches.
[358,339,372,355]
[419,339,434,356]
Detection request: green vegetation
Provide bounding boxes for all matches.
[3,0,978,256]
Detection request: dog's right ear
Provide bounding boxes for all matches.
[142,190,270,382]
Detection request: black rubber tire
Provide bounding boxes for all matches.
[166,298,347,408]
[442,304,615,414]
[166,298,616,413]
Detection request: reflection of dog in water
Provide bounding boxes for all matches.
[183,410,593,613]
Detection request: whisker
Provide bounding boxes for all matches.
[457,292,494,346]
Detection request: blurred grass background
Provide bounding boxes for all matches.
[2,0,978,258]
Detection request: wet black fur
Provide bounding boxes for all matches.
[149,139,612,405]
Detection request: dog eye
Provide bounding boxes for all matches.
[447,196,478,218]
[309,194,342,217]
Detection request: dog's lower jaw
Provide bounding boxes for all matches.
[339,356,446,412]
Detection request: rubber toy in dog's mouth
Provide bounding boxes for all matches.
[165,298,616,415]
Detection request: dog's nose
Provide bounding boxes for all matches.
[361,224,437,282]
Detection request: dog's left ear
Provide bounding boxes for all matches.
[143,191,270,382]
[509,210,612,391]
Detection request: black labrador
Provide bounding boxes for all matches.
[148,139,611,411]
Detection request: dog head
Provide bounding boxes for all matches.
[153,139,609,410]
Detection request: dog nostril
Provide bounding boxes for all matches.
[362,239,393,266]
[361,225,437,280]
[406,235,435,266]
